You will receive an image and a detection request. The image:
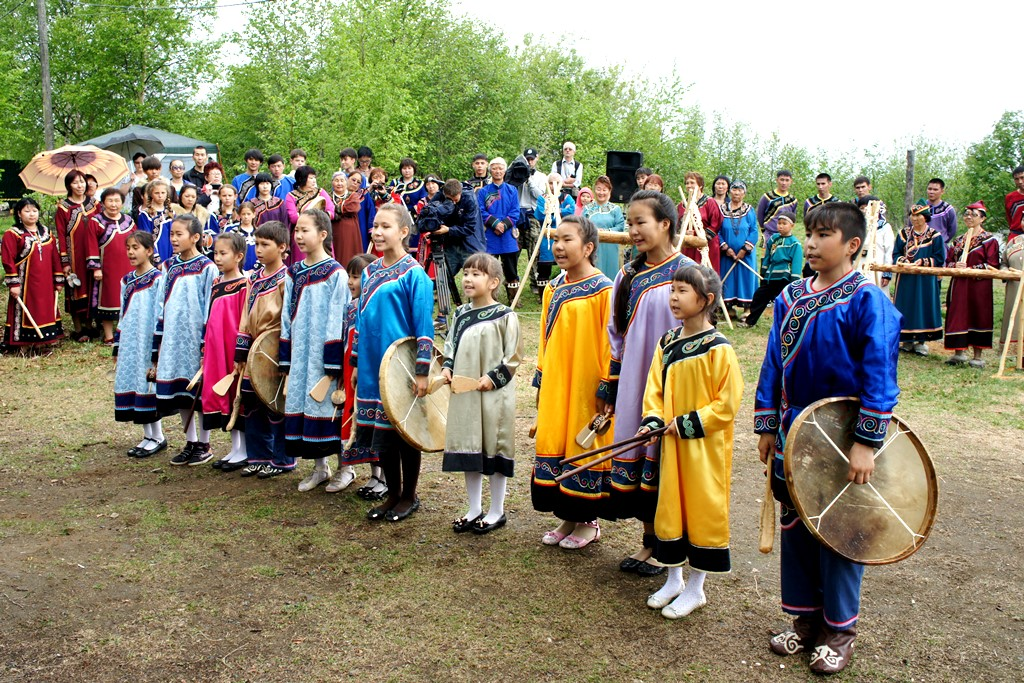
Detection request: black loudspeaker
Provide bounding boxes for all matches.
[606,151,643,203]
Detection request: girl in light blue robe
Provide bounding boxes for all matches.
[280,209,351,491]
[113,231,165,458]
[153,215,217,465]
[347,203,435,522]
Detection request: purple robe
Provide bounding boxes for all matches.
[599,251,696,521]
[927,201,958,244]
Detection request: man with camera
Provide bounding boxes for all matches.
[417,179,486,319]
[508,148,547,295]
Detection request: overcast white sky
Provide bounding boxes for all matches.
[220,0,1023,154]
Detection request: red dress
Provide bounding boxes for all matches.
[90,213,136,321]
[943,230,1000,350]
[201,275,248,431]
[55,198,99,318]
[341,299,357,442]
[331,191,366,268]
[680,194,723,274]
[2,225,65,346]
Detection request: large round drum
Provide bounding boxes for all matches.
[249,330,286,415]
[379,336,449,452]
[784,397,938,565]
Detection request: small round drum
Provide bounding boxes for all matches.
[249,330,286,415]
[784,397,938,565]
[379,336,449,452]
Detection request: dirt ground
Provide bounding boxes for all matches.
[1,326,1023,682]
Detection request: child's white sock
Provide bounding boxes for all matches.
[464,472,483,520]
[314,457,329,472]
[648,566,685,606]
[227,430,247,463]
[684,568,706,597]
[482,473,507,524]
[136,423,151,449]
[151,420,164,442]
[180,409,198,442]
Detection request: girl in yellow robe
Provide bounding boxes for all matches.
[531,216,614,549]
[637,264,743,619]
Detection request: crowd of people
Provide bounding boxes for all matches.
[3,142,1024,677]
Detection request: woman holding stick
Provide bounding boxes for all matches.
[2,198,65,353]
[1000,231,1024,359]
[719,180,759,322]
[944,201,999,367]
[600,191,694,576]
[892,202,945,356]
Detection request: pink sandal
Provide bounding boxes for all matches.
[542,528,569,546]
[559,521,601,549]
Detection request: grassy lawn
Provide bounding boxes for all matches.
[1,237,1023,682]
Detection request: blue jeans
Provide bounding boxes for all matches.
[244,406,294,469]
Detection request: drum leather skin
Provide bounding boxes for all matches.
[379,336,449,452]
[249,330,287,415]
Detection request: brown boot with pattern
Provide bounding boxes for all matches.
[808,625,856,675]
[769,615,821,656]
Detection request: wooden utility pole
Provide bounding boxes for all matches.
[35,0,54,149]
[903,149,915,218]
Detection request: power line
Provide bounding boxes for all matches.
[0,0,29,21]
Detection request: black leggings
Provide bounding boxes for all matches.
[498,251,520,283]
[746,279,790,326]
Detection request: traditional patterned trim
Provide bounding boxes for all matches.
[543,271,613,342]
[247,264,286,310]
[359,254,418,313]
[288,258,342,321]
[122,267,161,315]
[854,407,891,446]
[623,252,690,331]
[162,253,213,304]
[415,336,434,375]
[778,271,869,368]
[675,410,705,439]
[754,408,779,434]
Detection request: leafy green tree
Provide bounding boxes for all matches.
[961,110,1024,233]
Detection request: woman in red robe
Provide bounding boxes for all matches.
[679,171,723,274]
[944,201,1000,367]
[90,188,136,344]
[54,169,99,340]
[330,171,367,268]
[2,198,65,352]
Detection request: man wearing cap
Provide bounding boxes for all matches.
[552,141,582,199]
[516,148,547,294]
[477,157,521,302]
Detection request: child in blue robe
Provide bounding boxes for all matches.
[754,203,901,675]
[113,231,166,458]
[345,203,434,523]
[152,214,218,466]
[280,209,351,492]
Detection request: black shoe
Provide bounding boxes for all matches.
[471,514,507,535]
[185,443,214,466]
[385,498,420,523]
[636,560,666,577]
[170,441,197,466]
[452,514,482,533]
[357,476,383,499]
[136,438,167,459]
[257,465,288,478]
[240,464,264,477]
[127,445,144,458]
[220,459,248,473]
[212,457,229,469]
[620,557,643,573]
[367,504,393,521]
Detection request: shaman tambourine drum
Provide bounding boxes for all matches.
[379,336,449,452]
[783,397,937,565]
[249,330,286,415]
